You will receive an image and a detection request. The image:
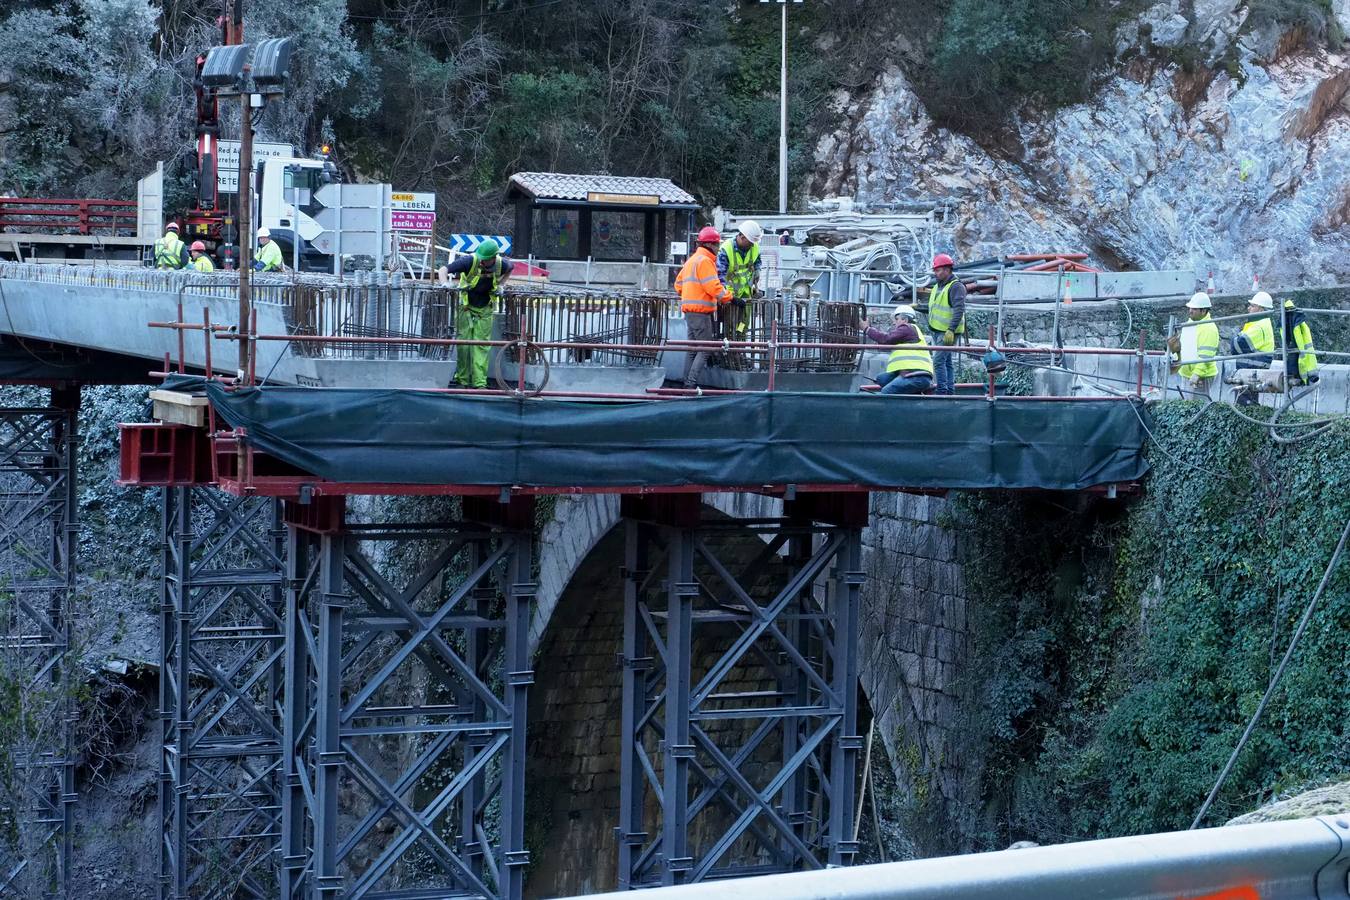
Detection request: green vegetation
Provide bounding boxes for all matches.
[1247,0,1345,46]
[945,403,1350,849]
[922,0,1140,129]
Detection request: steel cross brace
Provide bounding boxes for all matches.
[618,509,865,889]
[280,512,534,900]
[159,487,287,900]
[0,391,78,900]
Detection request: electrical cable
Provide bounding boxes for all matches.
[1125,399,1241,482]
[1189,511,1350,829]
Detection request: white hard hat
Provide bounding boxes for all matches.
[737,220,763,244]
[1186,291,1212,309]
[892,304,917,318]
[256,227,271,239]
[1250,290,1273,309]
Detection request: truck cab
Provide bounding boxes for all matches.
[254,156,334,272]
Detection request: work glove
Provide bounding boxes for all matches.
[942,330,956,346]
[1188,376,1200,389]
[732,297,747,309]
[1166,335,1180,356]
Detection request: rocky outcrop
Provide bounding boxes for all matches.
[1227,779,1350,824]
[815,7,1350,291]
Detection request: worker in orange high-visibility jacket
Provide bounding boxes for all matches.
[675,226,733,388]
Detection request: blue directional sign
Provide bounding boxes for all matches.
[449,233,513,255]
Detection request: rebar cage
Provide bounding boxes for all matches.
[720,300,866,373]
[501,290,669,368]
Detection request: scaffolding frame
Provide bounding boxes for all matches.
[159,488,287,900]
[279,502,534,900]
[617,494,864,888]
[0,389,79,900]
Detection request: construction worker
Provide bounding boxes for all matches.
[447,239,512,389]
[1232,290,1274,369]
[1281,299,1320,384]
[154,222,187,269]
[865,304,934,395]
[675,226,733,388]
[926,253,966,395]
[189,241,214,273]
[254,227,284,272]
[1169,292,1220,395]
[717,220,762,348]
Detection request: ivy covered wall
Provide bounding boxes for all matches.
[924,400,1350,852]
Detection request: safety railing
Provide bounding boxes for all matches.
[570,815,1350,900]
[193,321,1167,400]
[0,197,137,236]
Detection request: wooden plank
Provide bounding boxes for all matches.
[149,389,209,407]
[150,390,208,427]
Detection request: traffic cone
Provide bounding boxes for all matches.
[1207,271,1216,294]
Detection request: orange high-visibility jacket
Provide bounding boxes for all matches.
[674,247,732,314]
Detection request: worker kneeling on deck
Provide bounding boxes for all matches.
[675,226,733,389]
[867,304,934,395]
[189,241,214,273]
[254,227,284,272]
[448,239,512,389]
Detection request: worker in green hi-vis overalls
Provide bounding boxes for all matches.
[446,239,513,388]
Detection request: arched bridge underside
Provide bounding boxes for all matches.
[82,383,1146,899]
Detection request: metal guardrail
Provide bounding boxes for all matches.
[574,816,1350,900]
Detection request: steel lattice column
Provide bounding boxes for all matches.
[280,504,535,899]
[618,494,866,888]
[159,488,287,900]
[0,388,78,900]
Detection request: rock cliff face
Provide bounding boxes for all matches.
[815,3,1350,290]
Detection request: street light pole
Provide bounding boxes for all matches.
[238,91,253,381]
[779,1,788,215]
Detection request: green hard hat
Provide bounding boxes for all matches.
[474,239,499,259]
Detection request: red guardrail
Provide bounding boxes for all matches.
[0,197,138,236]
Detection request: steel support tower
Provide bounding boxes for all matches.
[618,494,864,887]
[0,388,79,899]
[278,497,535,900]
[158,488,287,899]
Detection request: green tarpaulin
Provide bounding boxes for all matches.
[204,384,1150,491]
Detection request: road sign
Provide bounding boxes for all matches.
[217,141,293,193]
[448,234,513,256]
[389,192,436,231]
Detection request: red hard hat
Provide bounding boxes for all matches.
[932,253,955,269]
[697,226,721,243]
[190,240,206,252]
